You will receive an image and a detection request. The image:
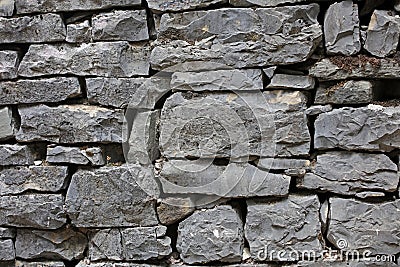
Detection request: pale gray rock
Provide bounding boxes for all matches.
[257,158,310,177]
[396,0,400,12]
[0,194,66,229]
[151,5,322,70]
[0,77,81,105]
[0,107,14,141]
[66,20,92,43]
[315,105,400,152]
[298,152,399,195]
[266,74,315,90]
[0,50,18,80]
[47,146,104,166]
[18,42,150,77]
[229,0,328,7]
[315,81,373,104]
[65,165,159,227]
[177,206,243,264]
[171,69,263,91]
[263,66,277,79]
[15,228,87,261]
[0,145,34,166]
[0,0,14,16]
[0,239,14,261]
[328,198,400,255]
[365,10,400,57]
[17,105,123,143]
[0,13,65,43]
[0,227,15,238]
[355,191,386,198]
[324,1,361,55]
[245,195,322,261]
[89,226,171,261]
[305,105,333,116]
[0,166,68,195]
[157,197,195,225]
[76,262,158,267]
[15,261,65,267]
[148,0,227,12]
[92,10,149,41]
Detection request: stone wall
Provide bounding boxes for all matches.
[0,0,399,266]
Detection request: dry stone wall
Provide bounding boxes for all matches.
[0,0,399,266]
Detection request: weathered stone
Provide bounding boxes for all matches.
[328,198,400,255]
[0,0,14,16]
[17,105,123,143]
[15,228,87,261]
[65,165,159,227]
[298,260,398,266]
[315,81,373,104]
[76,262,158,267]
[157,197,195,225]
[257,158,310,176]
[0,239,14,261]
[263,66,277,79]
[66,20,92,43]
[0,13,65,43]
[297,152,399,195]
[0,166,68,195]
[15,261,65,267]
[245,195,322,261]
[355,191,386,199]
[0,194,66,229]
[0,227,15,238]
[89,226,171,261]
[148,0,227,12]
[266,74,315,90]
[365,10,400,57]
[18,42,150,77]
[305,105,333,116]
[0,107,14,141]
[0,145,34,166]
[92,10,148,41]
[177,206,243,264]
[314,105,400,152]
[324,1,360,56]
[15,0,141,14]
[0,50,18,80]
[0,77,81,105]
[171,69,263,91]
[151,5,322,70]
[229,0,328,7]
[47,146,104,166]
[396,0,400,12]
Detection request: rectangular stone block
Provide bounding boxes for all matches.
[257,158,311,176]
[15,261,65,267]
[266,74,315,90]
[0,107,15,141]
[148,0,227,12]
[66,20,92,43]
[315,80,373,104]
[0,239,14,261]
[0,0,14,16]
[0,145,34,166]
[229,0,329,6]
[0,227,15,239]
[47,146,104,166]
[0,50,18,80]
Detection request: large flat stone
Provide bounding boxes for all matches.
[229,0,329,7]
[148,0,227,12]
[0,0,14,16]
[47,146,104,166]
[257,158,310,176]
[17,105,123,143]
[0,50,18,80]
[15,261,65,267]
[266,74,315,90]
[18,42,150,77]
[0,145,34,166]
[315,80,373,104]
[0,107,15,141]
[0,239,14,261]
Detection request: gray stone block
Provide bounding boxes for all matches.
[66,20,92,43]
[229,0,329,7]
[0,50,18,80]
[15,261,65,267]
[47,146,104,166]
[0,0,14,16]
[0,227,15,239]
[0,107,15,141]
[0,239,14,261]
[148,0,227,12]
[305,105,333,116]
[0,145,34,166]
[157,197,195,225]
[266,74,315,90]
[315,81,373,104]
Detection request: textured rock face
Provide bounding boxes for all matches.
[229,0,328,7]
[151,4,322,70]
[15,261,65,267]
[177,206,243,264]
[76,263,158,267]
[47,146,104,166]
[66,20,92,43]
[315,80,373,104]
[0,194,66,229]
[245,195,322,261]
[315,105,400,152]
[0,145,34,166]
[148,0,227,12]
[0,50,18,80]
[0,13,65,43]
[266,74,315,90]
[0,227,15,239]
[257,158,310,176]
[0,107,15,141]
[298,152,399,195]
[65,166,159,227]
[18,42,150,77]
[0,0,14,16]
[17,105,123,143]
[305,104,332,116]
[89,226,171,261]
[157,197,195,225]
[15,228,87,260]
[328,198,400,255]
[0,239,14,261]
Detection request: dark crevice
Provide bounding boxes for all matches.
[165,223,179,254]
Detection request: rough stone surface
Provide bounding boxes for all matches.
[89,226,171,261]
[47,146,104,166]
[229,0,328,7]
[18,42,150,77]
[0,145,34,166]
[257,158,310,176]
[314,105,400,152]
[324,1,361,55]
[0,13,65,43]
[298,152,399,195]
[148,0,227,12]
[0,227,15,238]
[0,107,14,141]
[266,74,315,90]
[177,206,243,264]
[17,105,123,143]
[157,197,195,225]
[66,20,92,43]
[0,77,81,105]
[0,194,66,229]
[15,261,65,267]
[76,263,158,267]
[15,228,87,261]
[305,105,333,116]
[0,239,14,261]
[0,50,18,80]
[245,195,322,261]
[315,81,373,104]
[0,166,68,195]
[0,0,14,16]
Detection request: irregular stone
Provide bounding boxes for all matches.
[365,10,400,57]
[92,10,148,41]
[15,261,65,267]
[0,227,15,238]
[315,81,373,104]
[157,197,195,225]
[314,105,400,152]
[0,50,18,80]
[0,166,68,195]
[263,66,277,79]
[177,206,243,264]
[0,194,66,229]
[355,191,386,199]
[47,146,104,166]
[0,77,81,105]
[266,74,315,90]
[229,0,328,7]
[148,0,227,12]
[0,145,34,166]
[328,198,400,255]
[18,42,150,77]
[65,165,159,227]
[15,0,141,14]
[305,105,333,116]
[151,5,322,70]
[245,195,322,261]
[320,200,329,234]
[0,0,14,16]
[0,13,65,43]
[15,228,87,261]
[66,20,92,43]
[257,158,310,176]
[297,152,399,195]
[89,226,171,261]
[324,1,361,56]
[0,239,14,261]
[0,107,14,141]
[17,105,123,143]
[76,262,158,267]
